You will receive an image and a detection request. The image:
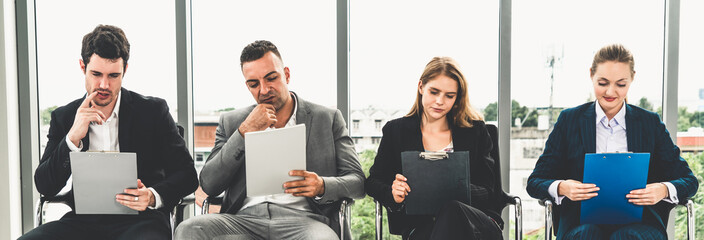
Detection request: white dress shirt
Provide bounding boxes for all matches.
[62,91,165,209]
[239,93,313,212]
[548,101,678,204]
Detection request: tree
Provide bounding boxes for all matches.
[351,150,402,240]
[637,97,653,111]
[483,102,498,122]
[40,106,59,126]
[216,107,235,112]
[675,152,704,239]
[678,107,694,132]
[482,100,537,127]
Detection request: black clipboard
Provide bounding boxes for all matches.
[401,151,470,215]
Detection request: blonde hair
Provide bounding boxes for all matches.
[406,57,484,127]
[590,44,635,77]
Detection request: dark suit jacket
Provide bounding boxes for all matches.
[365,115,499,235]
[526,102,698,238]
[199,92,365,239]
[34,88,199,214]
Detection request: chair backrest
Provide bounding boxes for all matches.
[485,124,512,217]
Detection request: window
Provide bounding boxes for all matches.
[511,0,665,236]
[192,0,336,116]
[353,120,360,131]
[350,1,499,238]
[191,1,337,171]
[34,0,177,223]
[675,1,704,238]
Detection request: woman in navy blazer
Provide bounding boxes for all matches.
[365,57,502,240]
[527,44,698,240]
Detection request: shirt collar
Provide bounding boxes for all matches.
[595,100,626,129]
[111,90,122,119]
[287,92,298,126]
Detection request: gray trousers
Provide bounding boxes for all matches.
[174,203,339,240]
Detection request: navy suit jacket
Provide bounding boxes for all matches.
[34,88,199,214]
[526,102,698,237]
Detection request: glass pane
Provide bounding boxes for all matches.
[35,0,176,222]
[192,0,337,170]
[675,0,704,238]
[511,0,665,238]
[191,0,336,215]
[350,1,499,239]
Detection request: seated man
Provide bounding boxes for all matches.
[21,24,198,240]
[175,40,365,240]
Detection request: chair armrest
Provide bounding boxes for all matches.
[173,194,196,227]
[507,194,523,240]
[374,199,383,240]
[202,196,224,215]
[540,199,554,240]
[179,194,195,206]
[338,198,353,240]
[678,199,694,240]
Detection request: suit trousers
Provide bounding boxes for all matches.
[403,200,503,240]
[563,223,666,240]
[174,203,338,240]
[18,209,171,240]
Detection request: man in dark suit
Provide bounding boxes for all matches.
[20,24,198,240]
[174,40,365,240]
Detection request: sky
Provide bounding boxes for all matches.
[36,0,704,115]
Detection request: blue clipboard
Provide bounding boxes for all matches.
[580,153,650,225]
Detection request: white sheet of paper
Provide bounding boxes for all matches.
[244,124,306,197]
[70,152,137,215]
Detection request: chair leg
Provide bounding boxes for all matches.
[544,200,553,240]
[375,200,383,240]
[513,196,523,240]
[686,200,694,240]
[34,198,44,228]
[201,198,210,215]
[339,199,348,240]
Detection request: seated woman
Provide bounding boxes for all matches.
[365,57,502,240]
[526,44,698,240]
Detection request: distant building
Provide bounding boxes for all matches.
[349,107,406,152]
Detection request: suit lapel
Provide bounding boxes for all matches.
[451,125,471,152]
[581,102,596,154]
[294,93,313,147]
[403,115,424,151]
[625,104,639,152]
[118,89,133,152]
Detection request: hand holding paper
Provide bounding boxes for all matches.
[283,170,325,197]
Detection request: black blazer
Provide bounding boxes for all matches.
[34,88,199,213]
[365,115,499,235]
[526,102,698,237]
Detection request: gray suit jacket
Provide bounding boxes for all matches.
[200,93,365,236]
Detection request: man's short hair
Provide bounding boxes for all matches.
[240,40,282,67]
[81,24,130,71]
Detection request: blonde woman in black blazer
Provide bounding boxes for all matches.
[365,57,502,240]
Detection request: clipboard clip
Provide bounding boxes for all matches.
[419,151,448,161]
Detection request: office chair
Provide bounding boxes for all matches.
[373,124,523,240]
[35,125,192,231]
[540,198,695,240]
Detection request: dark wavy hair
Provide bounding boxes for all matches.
[81,24,130,71]
[240,40,282,67]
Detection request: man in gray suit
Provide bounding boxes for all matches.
[175,40,365,240]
